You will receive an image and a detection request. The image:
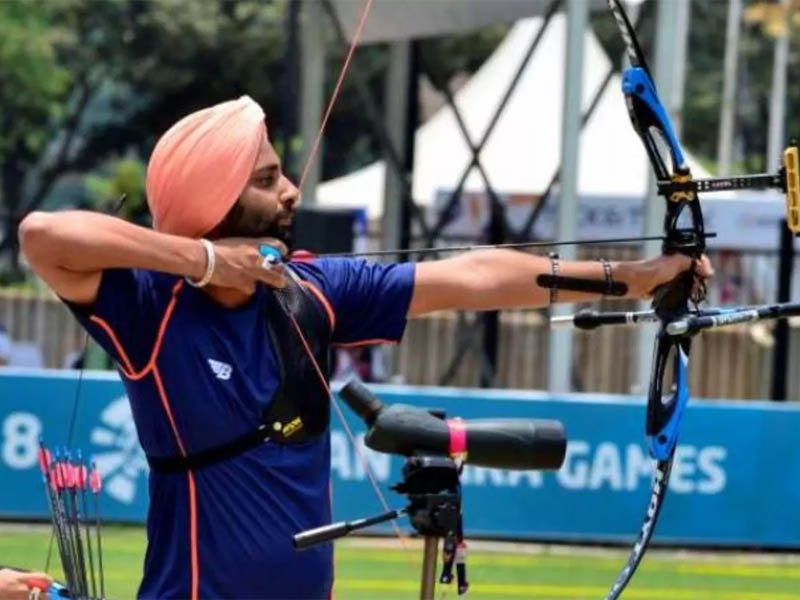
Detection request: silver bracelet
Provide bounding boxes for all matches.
[185,239,215,288]
[599,258,613,296]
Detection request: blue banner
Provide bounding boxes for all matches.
[1,369,799,547]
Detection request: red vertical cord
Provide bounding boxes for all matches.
[289,0,414,561]
[297,0,375,192]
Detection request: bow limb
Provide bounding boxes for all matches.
[602,1,703,597]
[568,2,794,596]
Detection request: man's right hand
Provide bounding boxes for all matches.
[208,238,289,293]
[19,211,294,304]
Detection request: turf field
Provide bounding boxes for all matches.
[1,525,799,599]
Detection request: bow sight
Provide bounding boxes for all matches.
[293,381,567,600]
[655,140,800,225]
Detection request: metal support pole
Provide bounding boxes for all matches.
[401,41,419,253]
[548,0,589,393]
[767,0,790,170]
[771,220,794,400]
[382,40,413,253]
[717,0,742,175]
[671,0,691,137]
[635,0,681,395]
[299,0,327,203]
[281,0,301,176]
[419,536,439,600]
[482,199,504,387]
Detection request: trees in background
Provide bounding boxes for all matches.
[1,0,799,278]
[0,0,501,277]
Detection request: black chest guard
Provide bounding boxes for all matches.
[146,267,333,473]
[261,267,333,443]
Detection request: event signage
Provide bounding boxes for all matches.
[1,370,799,547]
[433,190,796,252]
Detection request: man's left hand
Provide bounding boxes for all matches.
[619,254,714,300]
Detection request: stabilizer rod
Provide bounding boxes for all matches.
[294,509,406,549]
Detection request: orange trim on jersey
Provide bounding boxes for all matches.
[89,279,198,599]
[187,470,200,600]
[88,279,184,380]
[153,366,198,600]
[301,280,336,330]
[152,367,188,457]
[88,316,137,377]
[146,280,184,368]
[334,339,398,348]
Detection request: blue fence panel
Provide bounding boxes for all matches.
[1,370,799,547]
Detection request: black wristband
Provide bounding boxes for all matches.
[548,252,560,304]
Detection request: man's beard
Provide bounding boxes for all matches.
[251,218,292,247]
[212,202,293,248]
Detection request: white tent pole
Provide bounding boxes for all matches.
[717,0,742,176]
[767,0,790,170]
[548,0,589,394]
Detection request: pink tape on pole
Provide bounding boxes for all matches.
[447,418,468,461]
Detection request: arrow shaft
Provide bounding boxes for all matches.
[319,233,717,259]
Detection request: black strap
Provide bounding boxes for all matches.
[147,424,272,473]
[547,252,560,303]
[536,274,628,297]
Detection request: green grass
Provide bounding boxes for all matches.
[2,525,800,599]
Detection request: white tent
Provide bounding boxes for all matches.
[315,14,713,221]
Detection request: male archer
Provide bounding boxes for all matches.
[20,96,711,599]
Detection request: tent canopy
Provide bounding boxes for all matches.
[316,14,713,219]
[330,0,610,43]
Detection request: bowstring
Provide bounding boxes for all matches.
[293,0,412,552]
[285,305,407,545]
[297,0,374,193]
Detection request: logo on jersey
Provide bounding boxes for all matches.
[90,396,148,504]
[208,358,233,381]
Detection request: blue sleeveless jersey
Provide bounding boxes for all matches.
[66,258,415,599]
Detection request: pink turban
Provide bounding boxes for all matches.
[146,96,267,238]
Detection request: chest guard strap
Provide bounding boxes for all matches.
[261,267,333,443]
[147,267,333,473]
[147,424,274,473]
